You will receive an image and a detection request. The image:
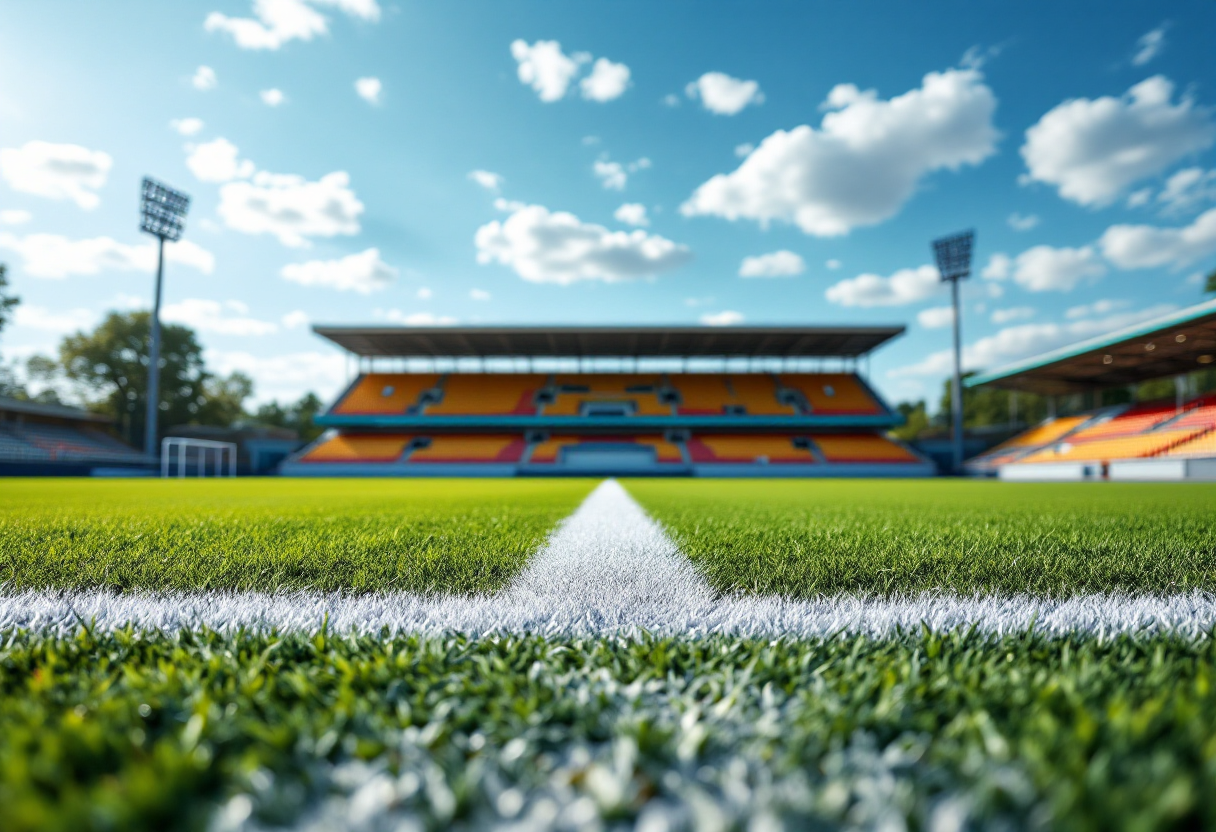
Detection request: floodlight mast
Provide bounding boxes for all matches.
[139,178,190,459]
[932,230,974,475]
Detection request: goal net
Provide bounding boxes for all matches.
[161,437,237,478]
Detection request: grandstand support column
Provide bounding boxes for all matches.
[932,230,974,475]
[949,277,964,473]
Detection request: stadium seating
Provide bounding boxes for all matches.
[426,374,545,416]
[1163,429,1216,457]
[545,375,671,417]
[812,433,921,463]
[1158,397,1216,433]
[671,374,795,416]
[17,424,143,461]
[300,434,412,462]
[686,435,816,464]
[332,373,439,414]
[409,434,527,463]
[1063,401,1179,442]
[779,374,883,415]
[1019,429,1204,464]
[529,434,684,464]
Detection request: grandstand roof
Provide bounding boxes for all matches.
[0,395,111,423]
[966,299,1216,395]
[312,325,905,359]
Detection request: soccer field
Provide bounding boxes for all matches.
[3,477,1216,831]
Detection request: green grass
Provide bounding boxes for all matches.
[0,479,595,594]
[2,628,1214,831]
[625,479,1216,597]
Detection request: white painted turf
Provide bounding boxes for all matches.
[4,480,1216,638]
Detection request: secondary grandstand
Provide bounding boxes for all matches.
[0,395,149,476]
[281,325,934,477]
[966,299,1216,481]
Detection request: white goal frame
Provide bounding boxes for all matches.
[161,437,237,478]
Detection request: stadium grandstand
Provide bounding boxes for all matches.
[280,325,934,477]
[0,396,149,475]
[966,299,1216,481]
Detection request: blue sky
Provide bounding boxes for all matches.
[1,1,1215,406]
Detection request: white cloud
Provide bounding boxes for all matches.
[1157,167,1216,215]
[582,136,600,146]
[825,264,940,307]
[218,170,363,247]
[205,348,346,405]
[380,309,458,326]
[685,72,764,115]
[613,203,649,227]
[170,117,205,136]
[0,209,30,225]
[13,304,97,334]
[1132,23,1168,66]
[474,203,692,285]
[681,67,997,236]
[991,306,1035,324]
[416,287,433,299]
[701,310,744,326]
[662,94,681,108]
[205,0,379,51]
[1007,212,1039,231]
[1100,207,1216,270]
[261,88,286,106]
[492,197,526,213]
[510,39,587,102]
[593,156,649,191]
[891,304,1179,378]
[281,309,310,329]
[192,65,217,90]
[1127,187,1154,208]
[280,247,395,293]
[995,245,1106,292]
[580,58,630,102]
[468,169,503,192]
[469,288,491,301]
[1065,298,1129,319]
[0,233,214,279]
[1020,76,1215,206]
[162,298,278,336]
[185,138,256,183]
[734,143,754,158]
[355,77,382,105]
[0,140,112,210]
[825,258,841,270]
[739,250,804,278]
[917,306,954,329]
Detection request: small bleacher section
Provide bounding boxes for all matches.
[0,396,147,472]
[969,394,1216,479]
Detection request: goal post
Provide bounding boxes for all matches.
[161,437,238,478]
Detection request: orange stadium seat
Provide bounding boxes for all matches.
[301,434,412,462]
[727,375,798,415]
[1162,402,1216,433]
[425,374,545,416]
[812,434,920,463]
[1163,429,1216,457]
[982,415,1089,455]
[545,375,671,416]
[671,374,796,415]
[408,434,526,463]
[686,434,815,464]
[1019,429,1205,464]
[779,374,882,415]
[1065,401,1179,442]
[530,434,684,463]
[332,374,440,415]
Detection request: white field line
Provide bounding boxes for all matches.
[3,479,1216,638]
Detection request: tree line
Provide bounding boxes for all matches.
[0,264,324,449]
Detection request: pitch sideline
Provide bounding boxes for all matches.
[4,479,1216,637]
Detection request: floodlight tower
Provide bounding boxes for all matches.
[139,178,191,458]
[932,230,974,475]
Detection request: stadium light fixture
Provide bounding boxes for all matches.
[139,177,191,459]
[932,230,974,475]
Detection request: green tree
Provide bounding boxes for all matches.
[889,400,930,441]
[256,391,325,443]
[940,373,1049,430]
[0,263,17,337]
[58,311,252,447]
[1205,268,1216,295]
